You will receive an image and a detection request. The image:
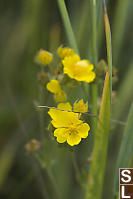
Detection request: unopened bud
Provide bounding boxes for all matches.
[25,139,41,154]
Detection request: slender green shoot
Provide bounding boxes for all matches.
[57,0,79,54]
[90,0,98,134]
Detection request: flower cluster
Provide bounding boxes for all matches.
[36,45,96,84]
[36,45,95,146]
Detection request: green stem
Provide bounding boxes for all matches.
[57,0,79,54]
[90,0,98,134]
[35,154,61,199]
[39,65,45,140]
[91,83,98,132]
[46,169,62,199]
[91,0,98,65]
[71,152,82,186]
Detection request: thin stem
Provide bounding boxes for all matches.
[91,84,98,132]
[37,105,126,126]
[37,105,96,117]
[90,0,98,134]
[46,169,62,199]
[71,152,81,185]
[35,154,61,199]
[38,66,45,140]
[57,0,79,54]
[91,0,98,65]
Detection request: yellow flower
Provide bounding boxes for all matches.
[62,54,96,83]
[57,45,75,59]
[46,80,66,102]
[36,49,53,65]
[73,99,88,113]
[48,103,90,146]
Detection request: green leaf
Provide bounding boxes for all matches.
[114,103,133,194]
[86,72,111,199]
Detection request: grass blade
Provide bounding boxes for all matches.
[114,103,133,194]
[112,0,131,65]
[57,0,79,54]
[103,0,112,100]
[113,62,133,122]
[90,0,98,134]
[86,2,112,198]
[86,72,111,199]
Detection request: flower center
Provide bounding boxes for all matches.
[67,126,78,136]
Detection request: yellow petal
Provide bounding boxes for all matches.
[46,80,61,94]
[81,71,96,83]
[73,99,88,113]
[77,123,90,138]
[48,102,72,121]
[63,54,80,78]
[54,128,68,143]
[75,60,90,68]
[88,64,94,71]
[67,134,81,146]
[57,102,72,111]
[50,112,81,128]
[48,103,81,128]
[73,62,95,82]
[63,54,80,69]
[63,55,96,83]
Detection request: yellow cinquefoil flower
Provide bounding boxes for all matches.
[36,49,53,65]
[62,54,96,83]
[46,80,66,102]
[57,45,75,59]
[73,99,88,113]
[48,103,90,146]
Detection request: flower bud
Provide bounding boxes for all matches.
[36,49,53,65]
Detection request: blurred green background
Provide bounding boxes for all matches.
[0,0,133,199]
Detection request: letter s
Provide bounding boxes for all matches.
[121,170,131,183]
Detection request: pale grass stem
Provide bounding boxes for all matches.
[37,106,126,126]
